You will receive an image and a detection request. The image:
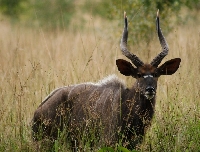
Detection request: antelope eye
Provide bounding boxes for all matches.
[154,72,158,77]
[137,73,142,78]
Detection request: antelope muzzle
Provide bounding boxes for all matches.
[145,86,155,100]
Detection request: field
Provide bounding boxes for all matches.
[0,9,199,151]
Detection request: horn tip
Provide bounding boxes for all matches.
[157,9,159,17]
[124,11,127,19]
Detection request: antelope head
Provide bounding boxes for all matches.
[116,10,181,100]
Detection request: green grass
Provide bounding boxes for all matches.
[0,8,199,151]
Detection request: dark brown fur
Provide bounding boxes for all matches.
[32,75,154,149]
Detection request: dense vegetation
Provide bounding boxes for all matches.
[0,0,199,39]
[0,0,199,151]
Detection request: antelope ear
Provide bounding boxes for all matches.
[116,59,137,77]
[158,58,181,75]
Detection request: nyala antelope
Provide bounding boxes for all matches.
[32,10,181,149]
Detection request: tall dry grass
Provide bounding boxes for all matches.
[0,12,199,151]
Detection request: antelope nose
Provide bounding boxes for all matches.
[146,87,155,93]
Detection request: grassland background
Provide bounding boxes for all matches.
[0,2,200,152]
